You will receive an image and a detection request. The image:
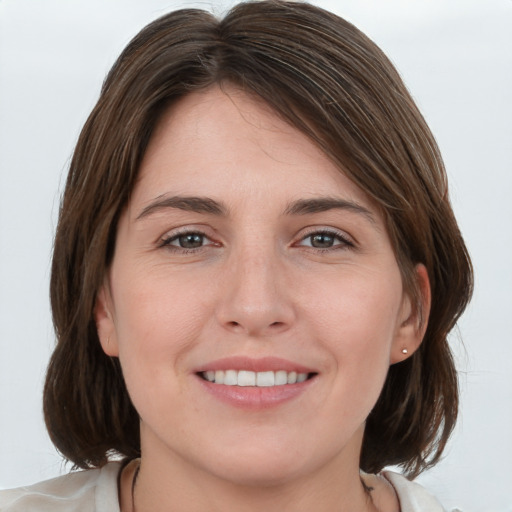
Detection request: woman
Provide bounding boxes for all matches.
[0,1,472,511]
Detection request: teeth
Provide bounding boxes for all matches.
[224,369,238,385]
[201,370,310,386]
[238,370,256,386]
[275,370,288,385]
[256,371,274,387]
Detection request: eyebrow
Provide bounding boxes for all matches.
[136,194,376,225]
[137,195,228,220]
[284,197,376,224]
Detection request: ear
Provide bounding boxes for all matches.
[390,264,431,364]
[94,283,119,357]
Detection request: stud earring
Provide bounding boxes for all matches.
[401,348,408,355]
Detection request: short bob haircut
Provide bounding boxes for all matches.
[44,0,473,478]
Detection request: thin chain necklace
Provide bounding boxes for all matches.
[130,463,381,512]
[131,461,140,512]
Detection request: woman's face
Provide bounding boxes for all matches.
[96,85,425,485]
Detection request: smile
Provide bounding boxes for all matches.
[200,370,311,386]
[194,357,318,408]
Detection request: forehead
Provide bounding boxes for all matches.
[131,85,375,215]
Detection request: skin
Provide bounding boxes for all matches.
[96,85,430,512]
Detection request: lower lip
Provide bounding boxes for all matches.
[195,375,316,410]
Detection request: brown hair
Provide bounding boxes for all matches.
[44,0,473,477]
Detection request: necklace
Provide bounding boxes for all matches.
[131,461,140,512]
[130,463,383,512]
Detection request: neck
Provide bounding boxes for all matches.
[126,449,377,512]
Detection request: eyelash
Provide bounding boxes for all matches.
[159,229,215,253]
[158,228,355,253]
[296,229,354,251]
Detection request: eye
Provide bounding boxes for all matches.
[160,231,213,250]
[298,230,353,250]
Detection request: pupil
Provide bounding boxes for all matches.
[311,234,334,248]
[179,234,203,248]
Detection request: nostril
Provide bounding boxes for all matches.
[222,318,291,335]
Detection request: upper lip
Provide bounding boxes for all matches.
[194,356,316,374]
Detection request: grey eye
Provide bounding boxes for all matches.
[298,230,353,250]
[309,233,336,248]
[175,233,204,248]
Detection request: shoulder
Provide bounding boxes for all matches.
[382,470,449,512]
[0,461,122,512]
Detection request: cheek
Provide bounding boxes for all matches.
[110,270,210,390]
[307,269,403,351]
[304,269,403,402]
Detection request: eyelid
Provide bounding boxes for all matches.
[158,225,218,249]
[295,227,355,249]
[156,225,355,251]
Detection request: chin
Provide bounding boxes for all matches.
[194,434,328,488]
[209,456,309,488]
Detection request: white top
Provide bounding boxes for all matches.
[0,462,449,511]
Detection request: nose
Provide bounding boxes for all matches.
[215,248,296,337]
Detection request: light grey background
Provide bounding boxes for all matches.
[1,1,511,510]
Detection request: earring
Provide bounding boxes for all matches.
[401,348,408,355]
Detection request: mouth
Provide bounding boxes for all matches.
[193,357,318,408]
[198,369,316,387]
